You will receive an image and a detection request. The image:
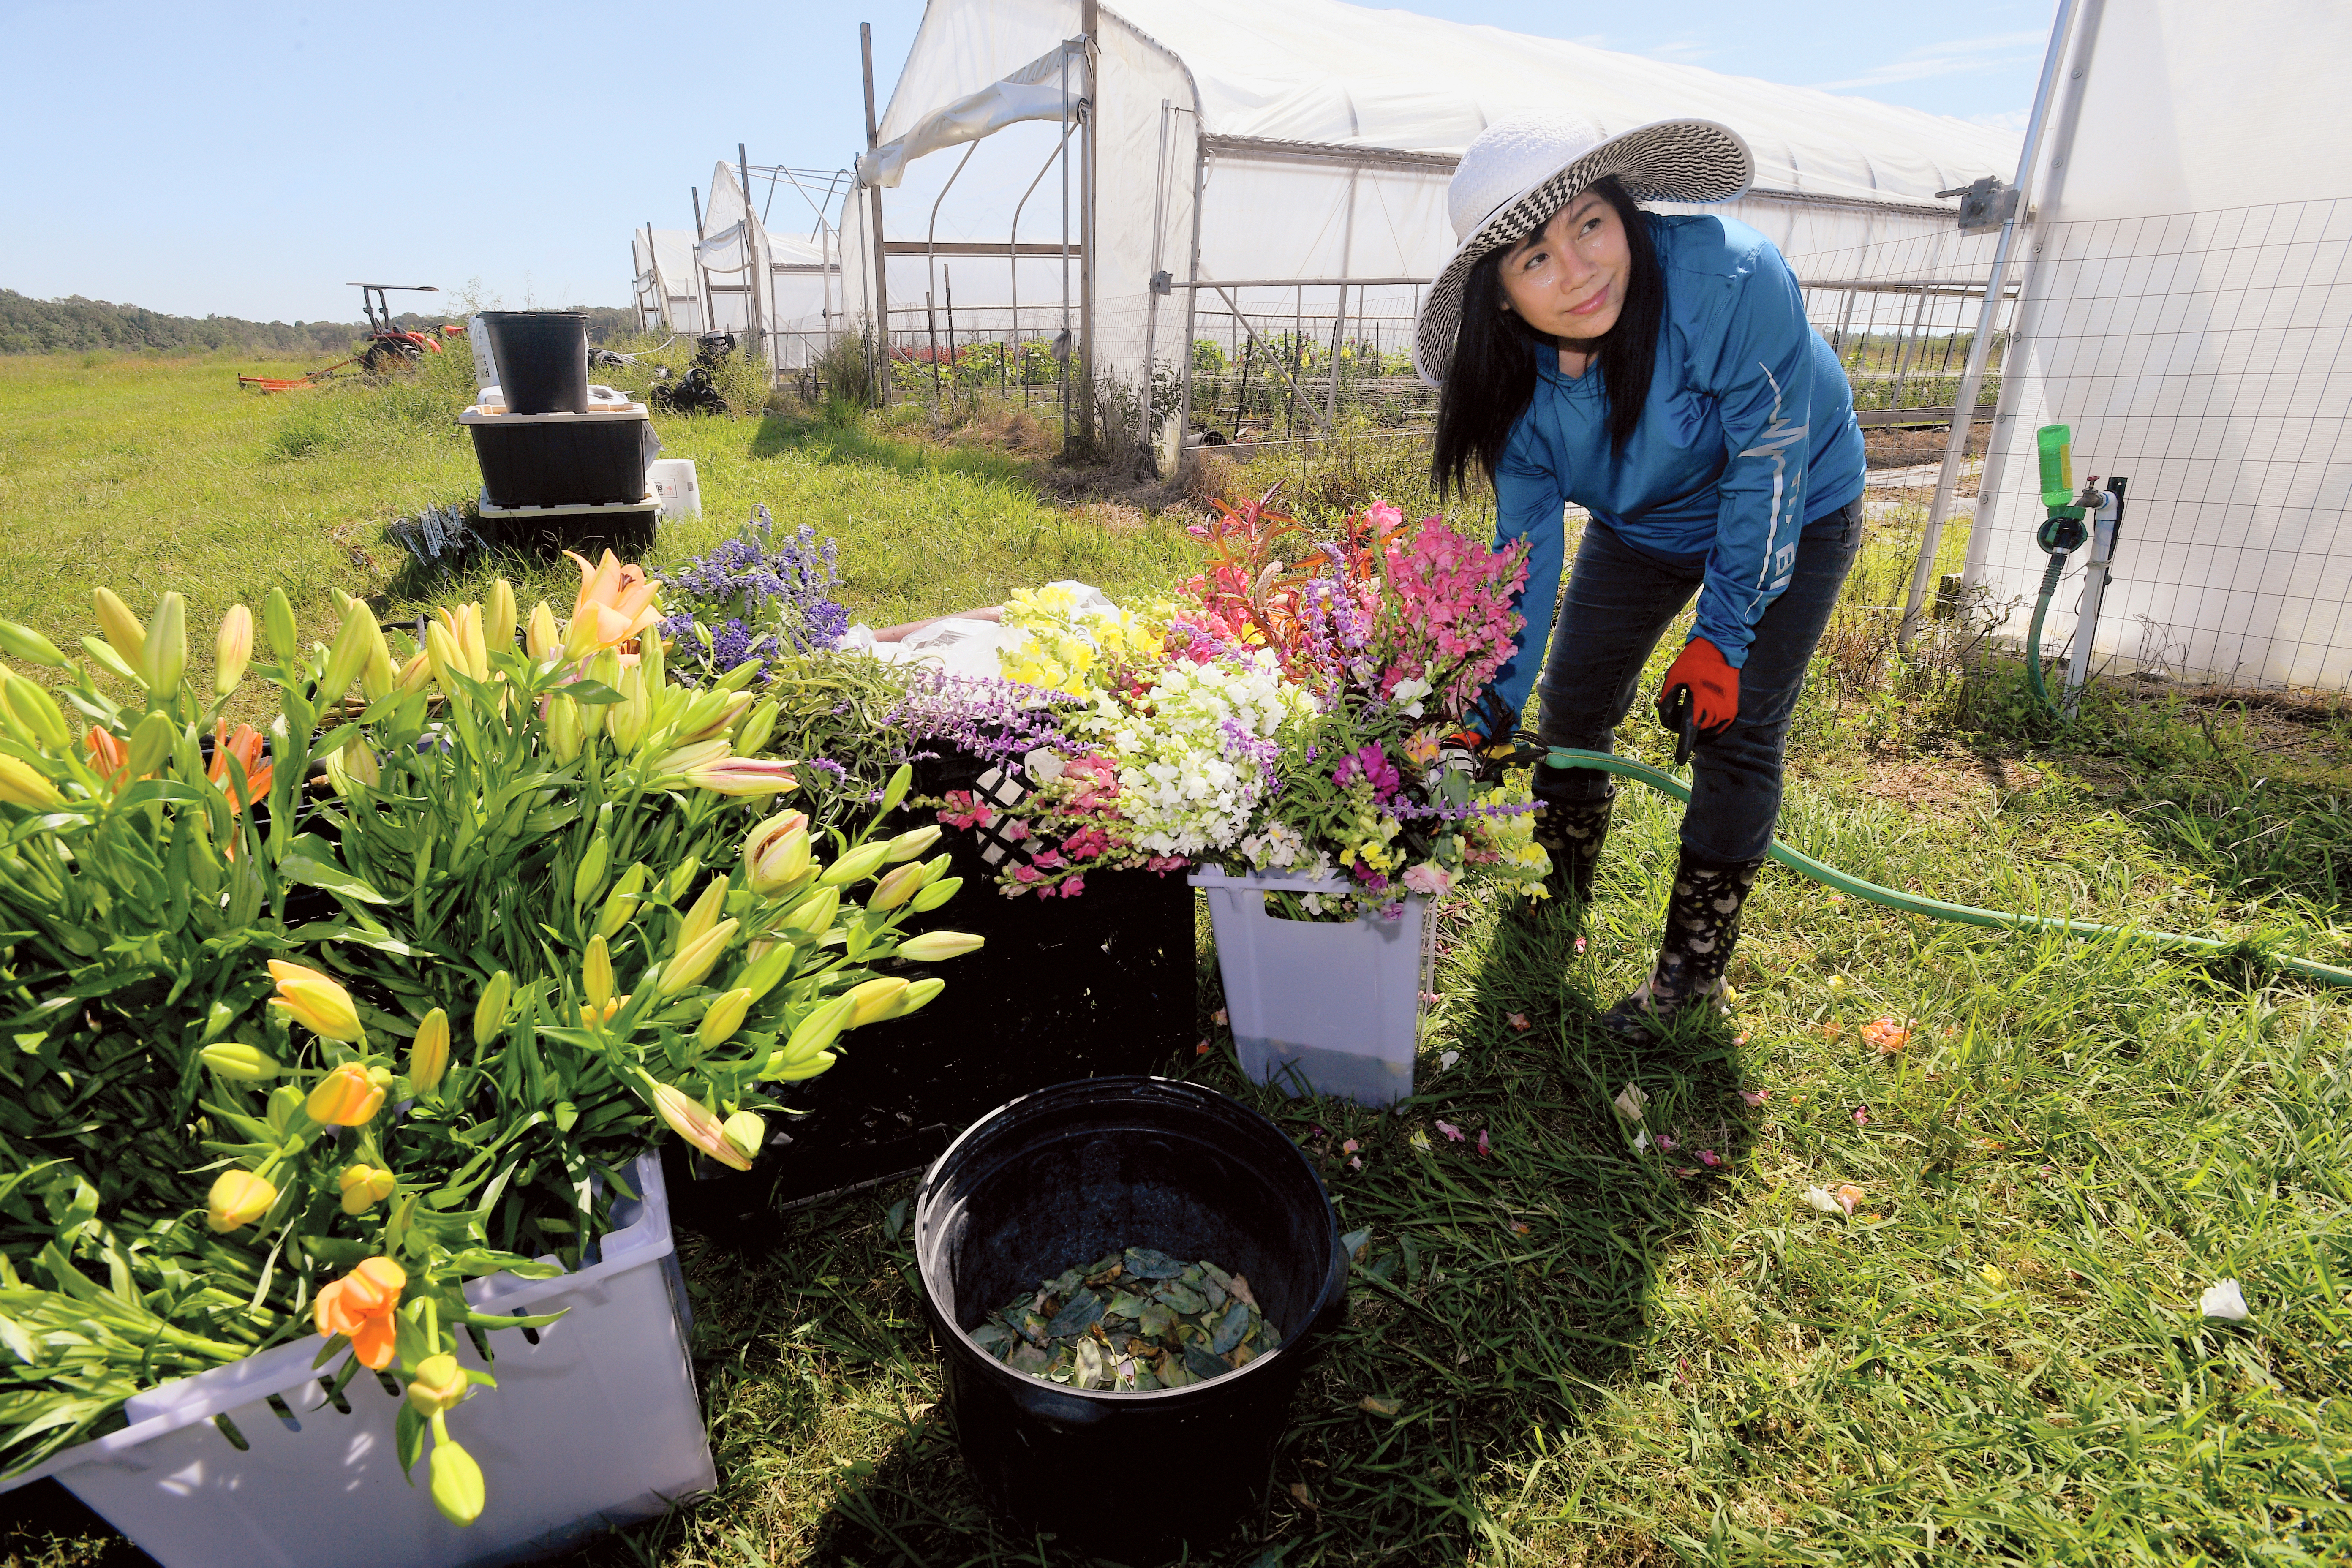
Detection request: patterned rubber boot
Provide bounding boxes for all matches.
[1528,773,1616,912]
[1598,850,1764,1041]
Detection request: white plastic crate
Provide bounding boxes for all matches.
[1190,868,1433,1108]
[646,458,702,520]
[1,1153,713,1568]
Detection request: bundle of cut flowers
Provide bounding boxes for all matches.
[1173,490,1551,917]
[0,555,977,1524]
[866,490,1551,916]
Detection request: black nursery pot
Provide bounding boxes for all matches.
[478,309,589,414]
[915,1077,1350,1558]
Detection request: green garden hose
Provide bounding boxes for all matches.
[2023,553,2067,716]
[1540,746,2352,990]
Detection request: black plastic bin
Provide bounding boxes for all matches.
[478,310,588,414]
[914,1077,1350,1557]
[463,408,655,508]
[664,857,1195,1224]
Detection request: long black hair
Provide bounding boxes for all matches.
[1431,177,1665,498]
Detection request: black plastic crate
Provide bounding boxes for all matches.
[464,408,654,508]
[664,746,1197,1227]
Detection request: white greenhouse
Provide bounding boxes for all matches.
[838,0,2021,443]
[1954,0,2352,691]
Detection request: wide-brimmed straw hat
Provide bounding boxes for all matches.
[1411,114,1753,385]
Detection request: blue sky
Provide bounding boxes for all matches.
[0,0,2054,323]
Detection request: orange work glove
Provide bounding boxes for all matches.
[1654,637,1739,743]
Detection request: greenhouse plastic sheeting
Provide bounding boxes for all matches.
[837,0,2019,383]
[1963,0,2352,689]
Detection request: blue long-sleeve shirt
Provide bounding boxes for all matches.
[1486,212,1865,718]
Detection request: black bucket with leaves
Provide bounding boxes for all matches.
[914,1077,1349,1557]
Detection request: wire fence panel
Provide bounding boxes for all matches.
[1965,200,2352,691]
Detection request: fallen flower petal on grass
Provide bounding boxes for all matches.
[1350,1156,1362,1170]
[1212,1008,1228,1025]
[2200,1279,2251,1321]
[1980,1264,2007,1288]
[1573,936,1587,954]
[1697,1149,1722,1168]
[1195,1040,1211,1056]
[1358,1395,1402,1418]
[1802,1187,1842,1214]
[1476,1129,1492,1157]
[1672,1166,1700,1178]
[1510,1220,1530,1235]
[1834,1183,1866,1216]
[1863,1018,1911,1054]
[1614,1083,1648,1122]
[1506,1012,1531,1032]
[1342,1139,1359,1155]
[1739,1089,1771,1108]
[1633,1130,1652,1154]
[1439,1050,1460,1071]
[1654,1133,1678,1154]
[1853,1105,1871,1127]
[1732,1032,1749,1046]
[1434,1120,1464,1142]
[1409,1130,1432,1152]
[1821,1021,1843,1040]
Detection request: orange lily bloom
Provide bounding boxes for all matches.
[207,721,274,814]
[562,550,663,657]
[314,1256,407,1369]
[84,728,131,789]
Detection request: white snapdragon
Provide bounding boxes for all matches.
[1069,651,1310,855]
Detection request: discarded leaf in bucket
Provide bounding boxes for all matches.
[979,1247,1282,1393]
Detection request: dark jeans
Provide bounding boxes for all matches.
[1533,500,1862,863]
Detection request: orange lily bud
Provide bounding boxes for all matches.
[525,601,561,660]
[406,1352,469,1416]
[743,809,812,897]
[200,1042,280,1080]
[91,587,146,665]
[267,959,367,1043]
[0,756,61,809]
[675,876,730,951]
[338,1163,395,1215]
[688,756,798,798]
[408,1007,451,1093]
[659,918,738,996]
[429,1437,486,1526]
[359,614,395,701]
[584,935,615,1011]
[650,1080,753,1171]
[306,1062,385,1127]
[882,825,943,863]
[425,619,464,691]
[721,1110,765,1161]
[214,605,255,694]
[313,1256,406,1369]
[485,578,517,658]
[898,931,986,964]
[205,1168,277,1233]
[395,648,434,696]
[840,977,910,1027]
[696,988,754,1051]
[320,599,375,700]
[473,970,512,1048]
[139,592,186,699]
[867,861,926,912]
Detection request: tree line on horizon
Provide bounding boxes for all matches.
[0,290,634,357]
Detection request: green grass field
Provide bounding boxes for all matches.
[4,354,2351,1568]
